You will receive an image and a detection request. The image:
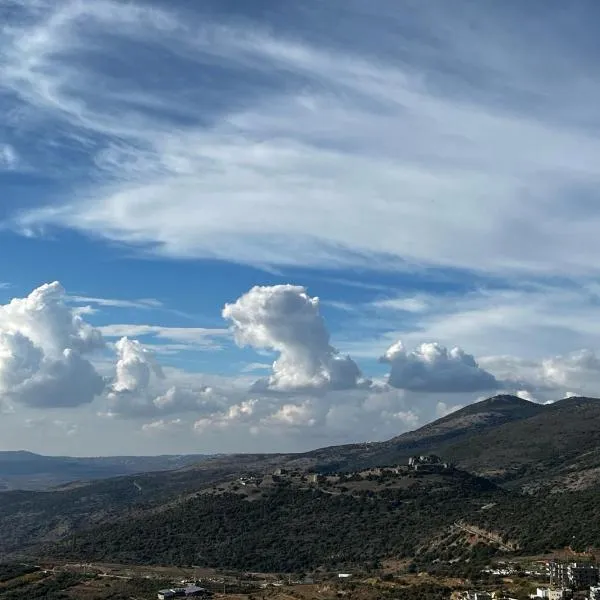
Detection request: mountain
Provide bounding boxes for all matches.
[0,452,210,491]
[301,395,600,489]
[3,394,600,570]
[391,394,546,444]
[298,394,547,472]
[438,396,600,489]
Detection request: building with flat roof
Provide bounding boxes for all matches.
[157,586,207,599]
[548,562,598,590]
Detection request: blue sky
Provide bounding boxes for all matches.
[1,0,600,455]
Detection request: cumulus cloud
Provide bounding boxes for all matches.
[190,386,424,445]
[481,350,600,399]
[0,282,105,408]
[112,337,164,394]
[107,337,164,416]
[381,341,498,393]
[222,285,366,391]
[106,337,224,418]
[541,349,600,391]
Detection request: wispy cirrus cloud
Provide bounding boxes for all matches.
[4,1,600,277]
[69,295,163,309]
[98,324,228,346]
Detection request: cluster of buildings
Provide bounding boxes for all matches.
[408,454,453,471]
[457,591,517,600]
[464,561,600,600]
[528,562,600,600]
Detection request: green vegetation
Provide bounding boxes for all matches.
[472,486,600,553]
[0,563,38,582]
[0,570,84,600]
[49,472,500,572]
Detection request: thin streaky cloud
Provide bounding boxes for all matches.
[4,2,600,275]
[69,295,163,309]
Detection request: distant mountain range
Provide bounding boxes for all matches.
[3,394,600,570]
[0,451,210,491]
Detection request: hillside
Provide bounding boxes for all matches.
[0,452,209,491]
[46,468,502,572]
[3,394,600,570]
[439,396,600,488]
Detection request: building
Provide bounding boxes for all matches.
[532,587,570,600]
[464,592,492,600]
[408,454,452,471]
[548,562,599,590]
[589,586,600,600]
[157,586,208,599]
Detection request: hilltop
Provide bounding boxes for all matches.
[302,394,546,473]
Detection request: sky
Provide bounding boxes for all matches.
[1,0,600,455]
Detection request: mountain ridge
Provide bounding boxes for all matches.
[0,452,210,491]
[2,393,600,569]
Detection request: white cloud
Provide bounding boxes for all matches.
[98,324,228,348]
[0,282,105,408]
[435,401,464,418]
[381,340,498,393]
[104,338,228,418]
[141,418,184,434]
[343,283,600,363]
[6,1,600,278]
[371,296,431,314]
[515,390,537,403]
[489,350,600,398]
[241,362,272,373]
[0,281,597,450]
[153,385,222,414]
[106,337,164,416]
[223,285,366,391]
[0,144,18,170]
[69,295,163,310]
[112,337,164,393]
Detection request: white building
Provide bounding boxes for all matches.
[532,587,570,600]
[589,586,600,600]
